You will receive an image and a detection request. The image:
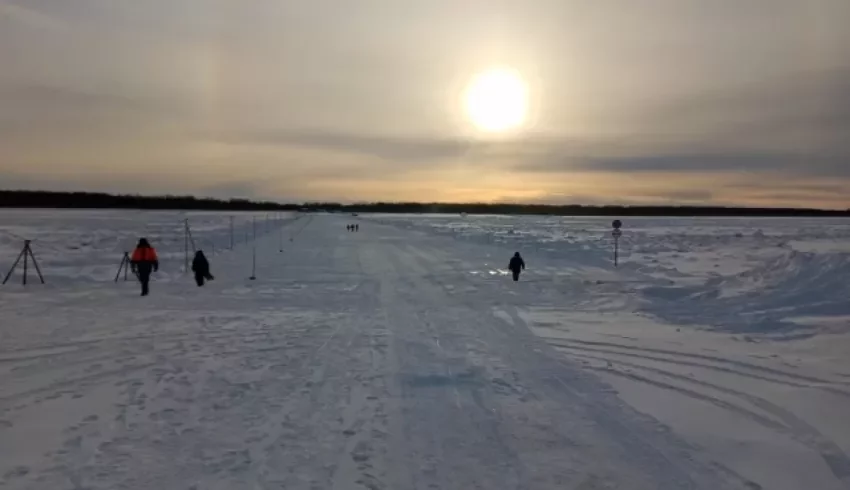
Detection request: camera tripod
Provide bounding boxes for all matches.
[2,240,45,285]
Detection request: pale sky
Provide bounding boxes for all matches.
[1,0,849,208]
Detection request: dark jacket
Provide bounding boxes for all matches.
[192,251,211,278]
[508,253,525,272]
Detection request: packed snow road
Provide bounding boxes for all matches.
[0,215,799,489]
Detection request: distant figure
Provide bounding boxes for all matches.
[131,238,159,296]
[192,250,214,287]
[508,252,525,282]
[355,224,359,232]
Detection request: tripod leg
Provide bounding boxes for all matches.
[27,246,44,284]
[2,248,25,285]
[114,255,126,283]
[124,254,129,281]
[23,245,28,285]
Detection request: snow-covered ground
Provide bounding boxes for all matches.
[1,210,849,489]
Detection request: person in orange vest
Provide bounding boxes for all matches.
[131,238,159,296]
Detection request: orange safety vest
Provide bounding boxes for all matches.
[131,247,158,262]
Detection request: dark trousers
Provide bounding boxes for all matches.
[512,270,520,281]
[135,263,153,296]
[139,271,151,295]
[195,274,205,287]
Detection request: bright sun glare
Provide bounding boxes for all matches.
[464,67,529,133]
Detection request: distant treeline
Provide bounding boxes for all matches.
[0,190,298,211]
[307,201,850,217]
[1,190,848,217]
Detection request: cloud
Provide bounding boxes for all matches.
[508,67,850,181]
[1,0,849,209]
[0,1,65,31]
[574,153,848,177]
[645,67,850,148]
[210,128,472,162]
[0,82,195,140]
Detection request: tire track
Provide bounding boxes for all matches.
[548,341,850,398]
[548,338,842,386]
[575,356,850,487]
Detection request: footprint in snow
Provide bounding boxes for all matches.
[3,466,30,479]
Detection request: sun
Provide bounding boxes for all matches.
[463,67,529,133]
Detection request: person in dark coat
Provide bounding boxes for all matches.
[191,250,214,287]
[131,238,159,296]
[508,252,525,281]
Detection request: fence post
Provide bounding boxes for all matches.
[184,218,189,273]
[250,245,257,280]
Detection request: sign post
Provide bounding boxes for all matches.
[612,220,623,267]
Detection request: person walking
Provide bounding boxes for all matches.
[508,252,525,282]
[130,238,159,296]
[191,250,214,287]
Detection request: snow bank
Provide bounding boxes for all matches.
[640,250,850,334]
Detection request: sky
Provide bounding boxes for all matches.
[1,0,849,209]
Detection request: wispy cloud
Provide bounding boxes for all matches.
[210,128,473,163]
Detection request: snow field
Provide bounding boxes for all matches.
[1,210,849,489]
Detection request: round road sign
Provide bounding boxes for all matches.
[612,220,622,229]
